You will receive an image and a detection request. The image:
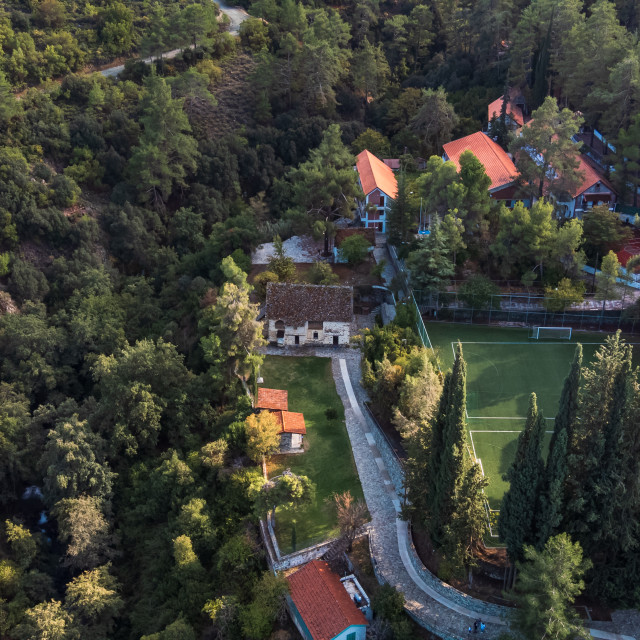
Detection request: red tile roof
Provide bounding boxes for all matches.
[383,158,401,170]
[570,154,615,198]
[488,95,525,127]
[442,131,518,191]
[356,150,398,199]
[273,411,306,434]
[256,388,288,411]
[287,561,367,640]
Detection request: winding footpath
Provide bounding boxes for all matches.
[99,1,248,78]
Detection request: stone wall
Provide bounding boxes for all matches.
[401,523,512,620]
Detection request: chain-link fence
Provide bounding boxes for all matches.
[413,289,640,334]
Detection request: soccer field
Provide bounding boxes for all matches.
[425,322,637,512]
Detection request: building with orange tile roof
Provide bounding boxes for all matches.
[555,154,617,218]
[355,150,398,233]
[443,132,522,205]
[256,387,289,411]
[287,560,369,640]
[271,410,306,450]
[487,89,526,129]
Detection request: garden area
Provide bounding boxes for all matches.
[260,356,364,554]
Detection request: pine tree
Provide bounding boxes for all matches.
[499,393,545,564]
[514,533,591,640]
[127,74,198,208]
[536,345,581,549]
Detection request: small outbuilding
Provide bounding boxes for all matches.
[287,560,369,640]
[266,283,353,347]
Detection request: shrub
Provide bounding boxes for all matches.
[253,270,278,299]
[338,234,372,266]
[458,275,499,309]
[325,407,338,421]
[370,259,386,279]
[544,278,585,312]
[307,261,339,285]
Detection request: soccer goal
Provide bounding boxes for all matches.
[530,326,572,340]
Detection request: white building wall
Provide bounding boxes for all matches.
[322,321,350,345]
[268,320,350,345]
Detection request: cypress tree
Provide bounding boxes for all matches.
[407,343,487,573]
[537,345,582,549]
[499,393,545,564]
[431,342,468,545]
[564,332,629,540]
[387,170,413,245]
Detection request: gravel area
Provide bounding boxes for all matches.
[251,235,324,264]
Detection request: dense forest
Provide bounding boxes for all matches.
[1,0,640,638]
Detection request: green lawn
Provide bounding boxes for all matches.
[425,322,638,509]
[260,356,364,555]
[471,431,551,509]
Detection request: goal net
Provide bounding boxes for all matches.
[530,326,572,340]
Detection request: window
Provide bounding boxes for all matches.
[308,321,323,330]
[294,335,299,345]
[313,332,319,339]
[379,195,385,207]
[346,632,356,640]
[333,336,339,346]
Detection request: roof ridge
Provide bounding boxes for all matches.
[481,132,513,173]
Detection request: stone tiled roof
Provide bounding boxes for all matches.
[273,411,306,434]
[266,283,353,327]
[287,560,367,640]
[256,388,289,411]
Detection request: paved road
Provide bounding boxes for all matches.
[99,2,249,78]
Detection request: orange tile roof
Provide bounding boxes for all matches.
[256,388,288,411]
[287,560,367,640]
[273,410,307,435]
[570,154,615,198]
[488,95,524,127]
[442,131,518,191]
[356,150,398,199]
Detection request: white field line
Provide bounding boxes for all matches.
[470,430,554,433]
[452,341,635,345]
[469,432,499,537]
[467,415,555,420]
[452,341,566,420]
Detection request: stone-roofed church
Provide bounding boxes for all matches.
[266,282,353,347]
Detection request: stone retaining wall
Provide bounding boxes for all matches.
[402,523,512,620]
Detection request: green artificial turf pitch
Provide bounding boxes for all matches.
[260,356,364,555]
[425,322,638,509]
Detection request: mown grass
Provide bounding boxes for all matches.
[261,356,364,554]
